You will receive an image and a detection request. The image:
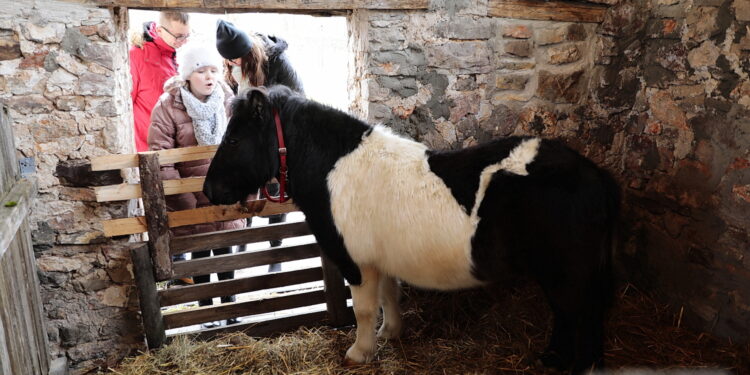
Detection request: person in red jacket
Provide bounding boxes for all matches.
[129,11,191,152]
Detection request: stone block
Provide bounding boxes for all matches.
[0,29,21,60]
[55,50,87,76]
[536,26,566,46]
[502,24,532,39]
[56,96,86,111]
[368,102,392,122]
[546,44,582,65]
[425,41,491,73]
[688,40,721,69]
[686,7,720,42]
[735,0,750,22]
[504,40,532,57]
[646,18,682,39]
[20,22,66,44]
[439,18,494,40]
[370,47,426,76]
[78,72,113,96]
[8,94,52,114]
[46,68,78,95]
[495,74,529,90]
[377,76,418,98]
[369,26,405,52]
[497,60,535,70]
[537,70,585,103]
[454,76,477,91]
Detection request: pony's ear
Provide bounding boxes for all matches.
[245,88,269,120]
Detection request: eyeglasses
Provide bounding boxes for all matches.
[160,26,190,42]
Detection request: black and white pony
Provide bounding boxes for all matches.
[204,86,620,373]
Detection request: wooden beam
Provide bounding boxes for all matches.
[79,0,429,10]
[489,0,607,23]
[94,177,205,202]
[171,242,320,279]
[158,267,323,306]
[320,255,353,327]
[101,199,297,237]
[130,245,166,349]
[90,146,218,172]
[171,221,312,255]
[0,179,36,258]
[139,153,173,280]
[162,290,326,329]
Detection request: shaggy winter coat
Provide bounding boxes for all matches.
[148,76,245,237]
[130,22,178,152]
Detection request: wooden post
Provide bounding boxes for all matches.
[320,254,352,327]
[130,244,166,349]
[138,153,172,281]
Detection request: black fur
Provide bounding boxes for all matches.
[204,86,620,373]
[259,34,304,95]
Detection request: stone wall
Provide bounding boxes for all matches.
[0,0,142,372]
[0,0,748,372]
[350,0,749,341]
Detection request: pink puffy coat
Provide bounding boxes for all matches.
[148,77,245,237]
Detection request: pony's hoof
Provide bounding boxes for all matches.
[342,356,361,367]
[345,346,374,365]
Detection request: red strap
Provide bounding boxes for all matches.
[262,108,290,203]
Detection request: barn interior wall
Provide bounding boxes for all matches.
[0,0,748,372]
[351,0,749,342]
[0,0,143,372]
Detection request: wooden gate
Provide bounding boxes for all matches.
[90,146,352,348]
[0,105,50,374]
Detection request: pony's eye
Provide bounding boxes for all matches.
[227,138,238,145]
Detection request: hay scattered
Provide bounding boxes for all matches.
[105,284,749,374]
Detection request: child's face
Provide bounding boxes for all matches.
[188,66,220,99]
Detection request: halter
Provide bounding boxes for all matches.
[261,108,290,203]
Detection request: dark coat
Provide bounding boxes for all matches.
[261,34,305,95]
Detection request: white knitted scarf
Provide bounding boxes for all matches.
[180,86,227,146]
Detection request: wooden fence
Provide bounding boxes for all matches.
[0,105,50,374]
[91,146,352,347]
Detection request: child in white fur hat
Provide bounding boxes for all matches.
[147,41,245,328]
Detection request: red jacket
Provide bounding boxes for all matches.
[130,22,177,152]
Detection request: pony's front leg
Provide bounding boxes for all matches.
[377,275,401,339]
[345,265,380,364]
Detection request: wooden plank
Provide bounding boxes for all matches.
[163,290,326,329]
[82,0,429,10]
[139,153,172,280]
[172,242,320,279]
[158,267,323,306]
[171,221,312,255]
[171,310,333,341]
[489,0,607,23]
[321,255,354,327]
[0,105,17,195]
[90,145,218,172]
[0,179,36,258]
[131,245,167,349]
[102,199,298,237]
[15,221,49,375]
[94,177,205,202]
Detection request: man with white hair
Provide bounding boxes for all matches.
[130,11,191,152]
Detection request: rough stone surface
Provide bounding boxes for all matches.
[2,1,139,373]
[547,44,582,65]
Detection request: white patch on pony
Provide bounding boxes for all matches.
[327,125,482,290]
[470,137,541,226]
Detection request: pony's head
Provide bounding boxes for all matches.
[204,87,279,205]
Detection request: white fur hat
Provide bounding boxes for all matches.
[176,42,224,80]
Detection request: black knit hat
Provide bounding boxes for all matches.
[216,20,253,60]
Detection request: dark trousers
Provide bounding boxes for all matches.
[192,247,234,306]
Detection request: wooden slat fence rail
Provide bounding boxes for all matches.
[0,105,50,374]
[90,145,352,348]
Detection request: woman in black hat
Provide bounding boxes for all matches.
[216,19,304,95]
[216,19,303,272]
